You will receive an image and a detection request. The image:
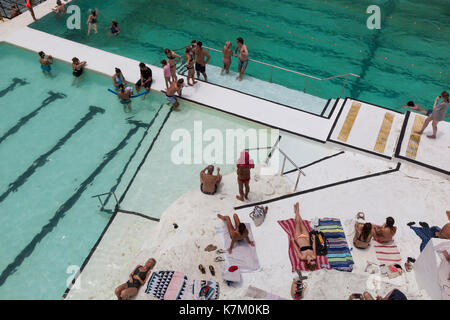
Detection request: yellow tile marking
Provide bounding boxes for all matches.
[405,115,425,159]
[337,101,361,142]
[373,112,394,153]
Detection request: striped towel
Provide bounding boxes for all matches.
[374,242,402,263]
[278,218,330,272]
[318,218,354,272]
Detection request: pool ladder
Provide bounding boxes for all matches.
[91,191,120,212]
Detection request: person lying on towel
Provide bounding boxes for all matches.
[372,217,397,243]
[115,258,156,300]
[217,213,254,254]
[291,202,317,271]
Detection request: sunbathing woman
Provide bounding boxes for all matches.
[291,202,316,271]
[353,212,373,249]
[372,216,396,243]
[115,258,156,300]
[217,213,254,254]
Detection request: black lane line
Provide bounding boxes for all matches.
[283,151,345,175]
[0,91,67,145]
[0,120,146,286]
[103,104,165,208]
[320,99,331,117]
[0,106,104,205]
[349,1,397,99]
[118,106,174,205]
[234,163,401,210]
[0,78,29,98]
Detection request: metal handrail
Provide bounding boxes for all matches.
[92,191,119,211]
[196,45,360,98]
[246,136,305,192]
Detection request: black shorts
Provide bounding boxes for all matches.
[73,68,83,78]
[200,183,217,195]
[135,78,152,90]
[195,63,206,73]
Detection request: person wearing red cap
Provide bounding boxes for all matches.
[236,151,254,201]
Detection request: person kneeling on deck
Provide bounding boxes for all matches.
[236,151,254,201]
[200,165,222,195]
[165,79,184,110]
[115,258,156,300]
[217,213,254,254]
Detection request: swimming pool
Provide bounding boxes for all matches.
[30,0,450,116]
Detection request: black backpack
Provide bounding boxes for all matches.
[310,230,329,256]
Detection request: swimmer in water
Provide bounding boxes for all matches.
[52,0,66,15]
[110,21,120,36]
[72,57,87,86]
[38,51,53,76]
[87,9,98,36]
[117,84,132,113]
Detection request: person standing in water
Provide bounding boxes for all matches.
[195,41,210,82]
[87,9,98,36]
[26,0,37,21]
[164,48,182,83]
[185,47,197,86]
[236,151,254,201]
[110,21,120,36]
[72,57,87,86]
[52,0,66,15]
[117,84,132,113]
[415,91,450,139]
[38,51,53,76]
[221,41,233,75]
[235,37,249,81]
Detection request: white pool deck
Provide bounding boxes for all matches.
[1,1,450,300]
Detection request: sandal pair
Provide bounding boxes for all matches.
[198,264,216,276]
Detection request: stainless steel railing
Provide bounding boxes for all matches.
[197,45,360,98]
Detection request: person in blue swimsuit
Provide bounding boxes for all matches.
[115,258,156,300]
[112,68,126,90]
[38,51,53,76]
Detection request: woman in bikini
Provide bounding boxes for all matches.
[26,0,37,21]
[353,212,373,249]
[221,41,233,75]
[372,216,397,243]
[291,202,317,271]
[112,68,126,90]
[217,213,254,254]
[115,258,156,300]
[184,47,197,86]
[164,48,181,83]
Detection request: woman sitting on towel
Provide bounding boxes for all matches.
[291,202,317,271]
[115,258,156,300]
[353,212,373,249]
[372,216,397,243]
[217,213,255,254]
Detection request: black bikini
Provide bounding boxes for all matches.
[127,267,148,288]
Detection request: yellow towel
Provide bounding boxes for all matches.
[337,102,361,142]
[373,113,394,153]
[405,115,425,159]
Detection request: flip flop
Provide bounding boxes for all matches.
[209,265,215,276]
[214,256,225,262]
[407,222,416,227]
[198,264,206,274]
[216,249,227,254]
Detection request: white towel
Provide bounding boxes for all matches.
[215,223,262,273]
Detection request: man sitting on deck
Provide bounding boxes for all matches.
[200,165,222,195]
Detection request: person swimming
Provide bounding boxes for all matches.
[52,0,66,15]
[87,9,98,36]
[117,84,132,113]
[38,51,53,75]
[72,57,87,86]
[110,21,120,36]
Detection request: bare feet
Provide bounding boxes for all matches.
[415,130,423,135]
[426,135,436,139]
[236,195,244,201]
[245,195,249,200]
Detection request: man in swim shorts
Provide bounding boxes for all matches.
[165,79,184,110]
[195,41,210,82]
[415,91,450,139]
[235,37,249,81]
[38,51,53,75]
[200,165,222,195]
[135,62,152,100]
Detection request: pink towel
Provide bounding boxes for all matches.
[278,218,330,272]
[374,243,402,263]
[163,271,186,300]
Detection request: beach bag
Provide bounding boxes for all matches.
[249,206,267,227]
[310,230,329,256]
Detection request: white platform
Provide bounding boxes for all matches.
[328,98,405,159]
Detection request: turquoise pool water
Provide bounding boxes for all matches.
[0,43,171,299]
[30,0,450,116]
